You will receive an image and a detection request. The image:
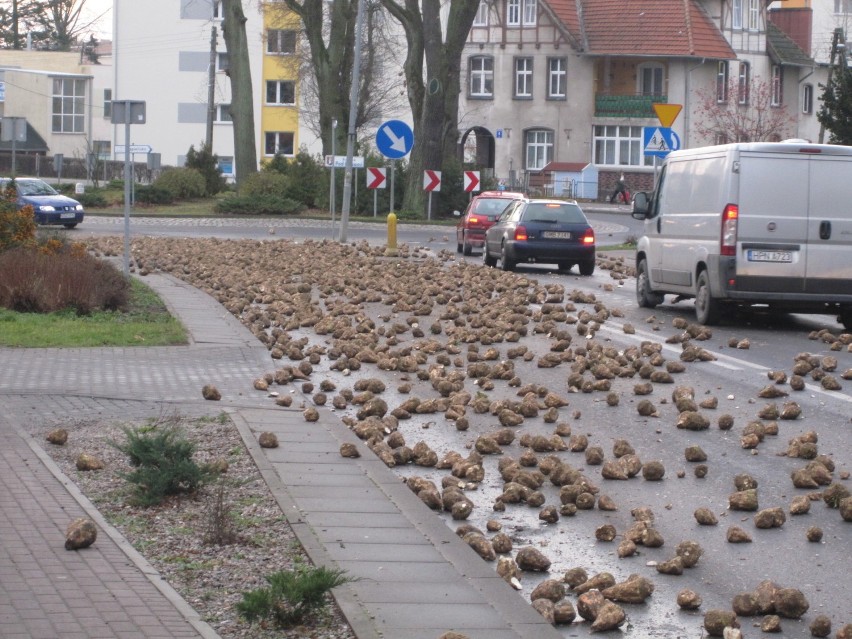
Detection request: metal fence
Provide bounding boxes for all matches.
[0,153,152,186]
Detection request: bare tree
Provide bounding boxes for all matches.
[693,76,796,144]
[0,0,105,50]
[380,0,479,216]
[221,0,258,187]
[272,1,406,151]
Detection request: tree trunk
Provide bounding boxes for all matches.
[383,0,478,216]
[222,0,258,188]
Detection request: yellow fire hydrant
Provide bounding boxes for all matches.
[385,212,399,256]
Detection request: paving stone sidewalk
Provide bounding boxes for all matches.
[0,272,562,639]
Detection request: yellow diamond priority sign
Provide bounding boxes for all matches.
[653,103,682,128]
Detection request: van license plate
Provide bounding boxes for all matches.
[747,250,792,263]
[543,231,571,239]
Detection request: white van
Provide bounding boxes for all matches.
[631,142,852,329]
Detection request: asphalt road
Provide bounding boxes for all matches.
[74,211,851,637]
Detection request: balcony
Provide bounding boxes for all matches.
[595,94,668,118]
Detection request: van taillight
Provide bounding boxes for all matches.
[582,229,595,244]
[514,226,528,241]
[720,204,738,256]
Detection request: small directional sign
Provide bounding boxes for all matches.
[643,127,681,158]
[324,155,365,168]
[464,170,480,192]
[366,167,387,189]
[423,170,441,192]
[115,144,153,154]
[376,120,414,159]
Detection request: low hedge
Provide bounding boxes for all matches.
[215,194,305,216]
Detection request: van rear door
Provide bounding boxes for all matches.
[804,153,852,295]
[735,151,808,293]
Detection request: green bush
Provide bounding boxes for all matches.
[215,194,305,216]
[237,565,356,628]
[263,150,325,208]
[77,191,108,208]
[112,423,213,507]
[241,172,290,197]
[153,167,207,199]
[185,142,226,195]
[135,185,174,205]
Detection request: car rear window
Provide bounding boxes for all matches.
[523,202,586,224]
[472,198,515,217]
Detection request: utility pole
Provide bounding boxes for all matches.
[819,28,844,144]
[338,0,366,243]
[206,26,217,148]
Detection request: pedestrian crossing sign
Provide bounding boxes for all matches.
[643,126,680,158]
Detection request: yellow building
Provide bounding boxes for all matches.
[260,3,301,160]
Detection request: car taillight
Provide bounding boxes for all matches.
[720,204,738,256]
[582,229,595,244]
[468,216,479,224]
[514,226,528,241]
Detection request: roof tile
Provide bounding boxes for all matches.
[545,0,735,59]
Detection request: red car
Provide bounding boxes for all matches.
[455,190,525,255]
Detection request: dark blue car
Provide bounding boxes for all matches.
[1,177,85,228]
[483,199,596,275]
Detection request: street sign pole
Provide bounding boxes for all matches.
[390,163,395,213]
[373,189,377,218]
[428,191,432,221]
[111,100,146,278]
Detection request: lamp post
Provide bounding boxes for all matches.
[330,118,337,237]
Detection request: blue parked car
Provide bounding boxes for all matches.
[0,177,85,228]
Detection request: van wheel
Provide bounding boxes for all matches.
[500,242,515,271]
[483,245,497,267]
[695,269,720,325]
[579,259,595,276]
[636,259,663,308]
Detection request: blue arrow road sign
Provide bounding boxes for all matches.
[643,127,680,158]
[376,120,414,159]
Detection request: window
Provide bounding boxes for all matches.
[216,104,232,122]
[473,0,488,26]
[523,0,537,26]
[103,88,112,118]
[548,58,566,98]
[638,63,664,96]
[771,64,783,106]
[267,29,296,54]
[265,131,294,156]
[593,125,654,167]
[93,140,111,159]
[507,0,520,26]
[802,83,813,114]
[218,156,234,175]
[52,77,85,133]
[525,129,553,170]
[217,52,229,72]
[514,58,533,98]
[213,0,222,18]
[716,61,729,102]
[732,0,742,29]
[266,80,295,105]
[748,0,759,31]
[738,62,749,105]
[469,56,493,97]
[835,0,852,13]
